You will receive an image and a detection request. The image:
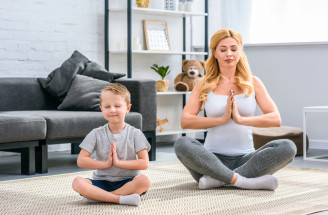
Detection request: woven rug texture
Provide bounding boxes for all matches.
[1,162,328,215]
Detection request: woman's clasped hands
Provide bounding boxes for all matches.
[222,90,243,125]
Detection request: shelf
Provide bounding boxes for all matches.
[156,128,207,136]
[157,91,191,95]
[304,106,328,112]
[109,7,208,17]
[108,50,208,55]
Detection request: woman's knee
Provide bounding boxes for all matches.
[276,139,297,158]
[284,139,297,157]
[174,136,198,155]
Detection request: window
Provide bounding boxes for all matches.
[220,0,328,44]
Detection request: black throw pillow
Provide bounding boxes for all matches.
[38,50,89,101]
[57,75,110,111]
[79,61,126,82]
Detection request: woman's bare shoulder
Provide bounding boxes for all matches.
[252,75,261,84]
[252,76,265,89]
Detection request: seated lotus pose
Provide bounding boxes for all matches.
[174,29,296,190]
[72,83,151,206]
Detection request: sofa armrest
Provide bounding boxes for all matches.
[114,79,157,132]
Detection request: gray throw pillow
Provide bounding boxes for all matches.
[57,75,109,111]
[38,50,89,101]
[79,61,126,82]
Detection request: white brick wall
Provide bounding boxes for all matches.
[0,0,104,155]
[0,0,104,77]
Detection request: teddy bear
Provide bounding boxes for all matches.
[174,59,205,91]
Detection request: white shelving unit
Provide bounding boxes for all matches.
[105,0,209,141]
[156,91,207,137]
[105,0,209,77]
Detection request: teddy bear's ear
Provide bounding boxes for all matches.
[182,59,189,66]
[200,60,206,67]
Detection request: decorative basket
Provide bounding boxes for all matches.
[156,80,170,92]
[136,0,151,8]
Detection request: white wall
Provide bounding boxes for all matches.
[245,43,328,144]
[0,0,104,78]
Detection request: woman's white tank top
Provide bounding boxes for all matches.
[204,91,256,156]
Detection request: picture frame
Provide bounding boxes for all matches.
[143,20,171,51]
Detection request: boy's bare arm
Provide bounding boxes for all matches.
[77,149,112,169]
[112,143,149,170]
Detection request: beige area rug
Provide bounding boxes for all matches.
[1,162,328,215]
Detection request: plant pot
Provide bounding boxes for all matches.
[136,0,151,8]
[156,80,170,92]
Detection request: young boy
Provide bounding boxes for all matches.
[72,83,151,206]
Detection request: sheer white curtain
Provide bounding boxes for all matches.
[219,0,253,42]
[219,0,328,44]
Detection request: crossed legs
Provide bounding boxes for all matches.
[72,174,151,205]
[174,137,296,190]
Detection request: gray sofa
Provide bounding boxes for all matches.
[0,77,157,175]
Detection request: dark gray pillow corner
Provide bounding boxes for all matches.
[57,75,110,111]
[38,50,89,100]
[80,61,126,82]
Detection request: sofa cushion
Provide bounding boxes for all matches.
[0,114,46,143]
[1,111,142,139]
[37,50,89,102]
[79,61,126,82]
[57,75,109,111]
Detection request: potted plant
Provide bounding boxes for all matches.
[151,64,171,92]
[136,0,151,8]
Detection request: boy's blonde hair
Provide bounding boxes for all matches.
[100,83,131,106]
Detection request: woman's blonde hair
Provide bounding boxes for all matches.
[200,29,253,107]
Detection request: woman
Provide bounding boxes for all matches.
[174,29,296,190]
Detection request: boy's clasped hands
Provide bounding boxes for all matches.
[105,142,119,169]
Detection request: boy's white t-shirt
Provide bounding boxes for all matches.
[79,123,151,182]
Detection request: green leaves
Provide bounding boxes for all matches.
[150,64,170,80]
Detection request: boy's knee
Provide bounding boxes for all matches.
[72,176,86,193]
[134,174,151,189]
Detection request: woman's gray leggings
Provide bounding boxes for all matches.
[174,137,297,183]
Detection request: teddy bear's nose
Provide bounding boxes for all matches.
[190,71,195,75]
